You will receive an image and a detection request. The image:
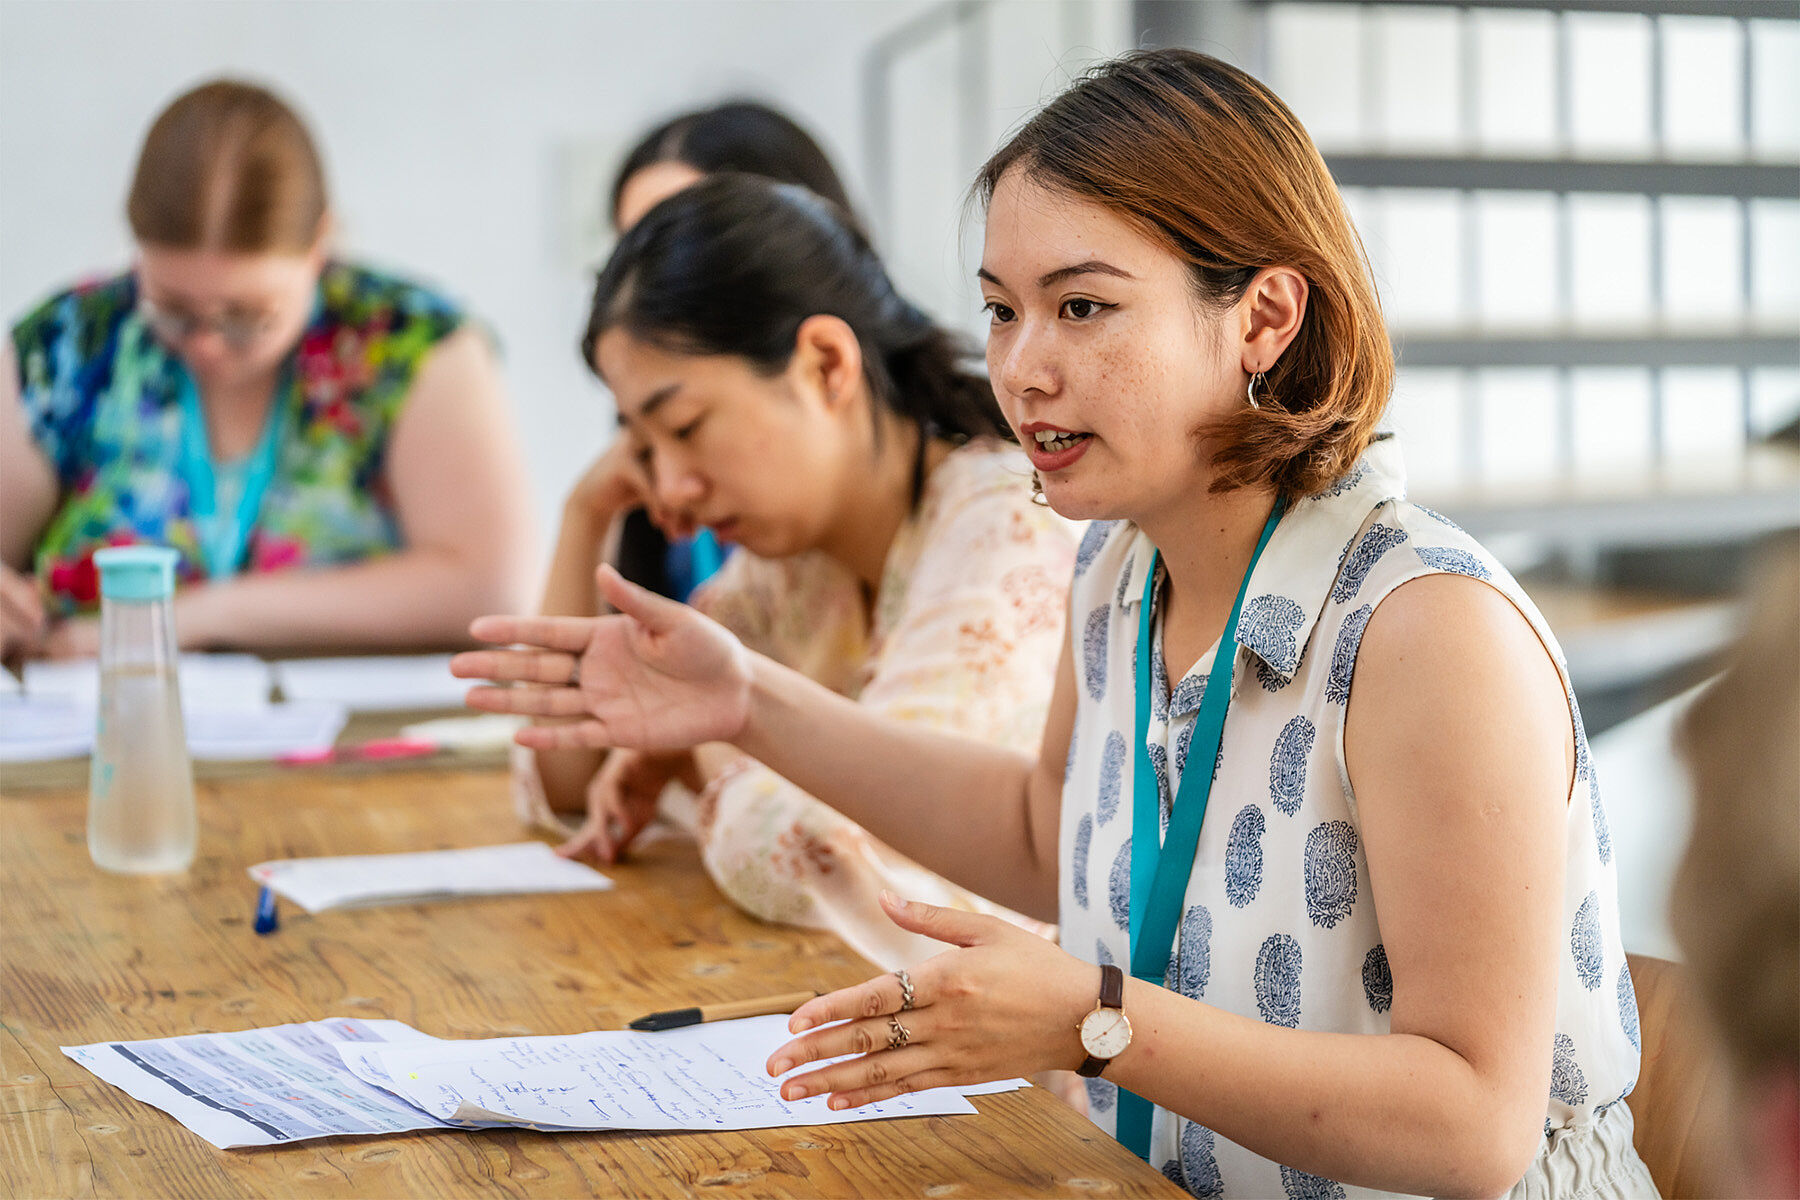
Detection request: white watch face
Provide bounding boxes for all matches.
[1080,1007,1132,1059]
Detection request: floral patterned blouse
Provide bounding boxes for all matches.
[516,439,1079,969]
[11,262,463,614]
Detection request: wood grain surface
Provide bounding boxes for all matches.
[0,767,1184,1199]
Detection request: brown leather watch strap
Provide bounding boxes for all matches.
[1076,964,1126,1078]
[1098,962,1123,1009]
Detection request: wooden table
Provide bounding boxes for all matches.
[0,768,1184,1199]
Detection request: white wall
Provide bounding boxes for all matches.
[0,0,964,543]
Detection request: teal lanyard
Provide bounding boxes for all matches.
[175,365,294,580]
[1115,499,1285,1160]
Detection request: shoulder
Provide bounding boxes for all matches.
[317,260,465,339]
[11,273,135,369]
[921,438,1032,512]
[1329,498,1516,611]
[1344,512,1569,755]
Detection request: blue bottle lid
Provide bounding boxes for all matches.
[93,546,180,602]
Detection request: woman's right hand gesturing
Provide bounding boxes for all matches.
[451,564,754,752]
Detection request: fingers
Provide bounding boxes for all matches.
[817,1067,966,1112]
[786,969,913,1035]
[0,570,45,641]
[464,614,597,653]
[594,564,689,632]
[450,648,579,685]
[464,683,591,718]
[511,719,616,751]
[554,817,608,862]
[878,890,1000,950]
[775,1045,939,1106]
[769,1009,928,1077]
[582,759,640,863]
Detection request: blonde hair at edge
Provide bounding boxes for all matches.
[1673,534,1799,1133]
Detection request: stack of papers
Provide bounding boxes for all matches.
[185,702,349,762]
[274,655,469,711]
[248,842,613,912]
[0,692,91,762]
[62,1016,1025,1149]
[2,652,473,765]
[0,676,347,765]
[24,654,273,709]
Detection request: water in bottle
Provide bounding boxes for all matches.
[87,546,197,873]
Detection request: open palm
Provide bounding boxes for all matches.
[450,565,753,752]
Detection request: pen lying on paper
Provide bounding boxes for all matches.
[629,990,820,1032]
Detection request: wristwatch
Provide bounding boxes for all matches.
[1076,963,1132,1078]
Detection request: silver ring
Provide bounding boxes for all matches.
[885,1014,910,1050]
[893,969,914,1011]
[1246,371,1266,410]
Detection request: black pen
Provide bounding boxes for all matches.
[629,990,818,1032]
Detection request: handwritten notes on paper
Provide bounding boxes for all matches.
[64,1015,1026,1149]
[361,1014,1017,1131]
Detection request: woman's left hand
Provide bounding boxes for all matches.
[765,891,1095,1110]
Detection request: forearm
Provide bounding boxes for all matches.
[179,546,525,653]
[736,654,1057,919]
[1111,978,1542,1198]
[539,503,613,618]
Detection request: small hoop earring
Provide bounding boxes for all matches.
[1029,471,1050,507]
[1246,371,1267,410]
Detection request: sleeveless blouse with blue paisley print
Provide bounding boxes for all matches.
[1058,436,1649,1199]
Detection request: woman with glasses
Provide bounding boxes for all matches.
[0,79,533,662]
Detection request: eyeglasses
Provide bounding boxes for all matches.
[136,295,279,353]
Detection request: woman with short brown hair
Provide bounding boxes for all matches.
[1,79,533,660]
[456,50,1652,1198]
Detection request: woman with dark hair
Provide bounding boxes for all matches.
[458,50,1653,1198]
[611,100,855,232]
[0,79,533,661]
[514,174,1074,970]
[552,100,859,616]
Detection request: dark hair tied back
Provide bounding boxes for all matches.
[584,175,1008,463]
[610,101,857,229]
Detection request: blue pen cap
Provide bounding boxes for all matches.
[93,546,180,602]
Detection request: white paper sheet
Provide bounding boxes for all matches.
[61,1018,458,1149]
[0,695,347,763]
[360,1014,1023,1131]
[186,701,348,761]
[63,1015,1023,1150]
[273,654,468,711]
[0,692,93,762]
[24,654,272,709]
[247,841,613,913]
